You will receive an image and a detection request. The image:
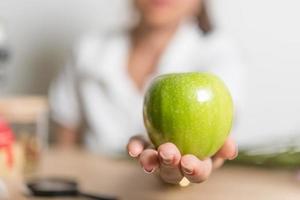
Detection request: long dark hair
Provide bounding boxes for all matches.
[197,0,213,35]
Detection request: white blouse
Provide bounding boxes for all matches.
[49,20,245,155]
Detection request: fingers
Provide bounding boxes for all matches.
[180,155,212,183]
[127,135,149,158]
[212,157,224,170]
[128,136,236,185]
[215,137,238,160]
[139,149,159,173]
[211,137,238,170]
[158,143,183,184]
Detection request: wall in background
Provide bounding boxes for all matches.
[211,0,300,144]
[0,0,299,145]
[0,0,129,94]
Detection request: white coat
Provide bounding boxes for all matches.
[50,20,245,155]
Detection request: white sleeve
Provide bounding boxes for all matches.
[49,33,102,128]
[49,61,81,128]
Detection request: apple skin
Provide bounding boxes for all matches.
[143,72,234,159]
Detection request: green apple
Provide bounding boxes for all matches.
[143,72,233,159]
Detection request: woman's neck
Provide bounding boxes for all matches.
[127,21,180,91]
[132,21,179,50]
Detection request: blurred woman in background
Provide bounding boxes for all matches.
[50,0,243,184]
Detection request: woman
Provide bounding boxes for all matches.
[50,0,243,184]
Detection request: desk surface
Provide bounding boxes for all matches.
[9,149,300,200]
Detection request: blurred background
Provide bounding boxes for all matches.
[1,0,300,146]
[0,1,300,199]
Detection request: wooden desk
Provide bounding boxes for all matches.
[8,149,300,200]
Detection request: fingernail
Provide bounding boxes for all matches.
[128,151,138,158]
[143,167,155,174]
[181,164,194,175]
[229,146,238,160]
[159,151,174,165]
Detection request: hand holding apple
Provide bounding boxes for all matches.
[127,72,237,184]
[127,136,237,184]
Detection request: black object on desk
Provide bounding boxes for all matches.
[26,178,118,200]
